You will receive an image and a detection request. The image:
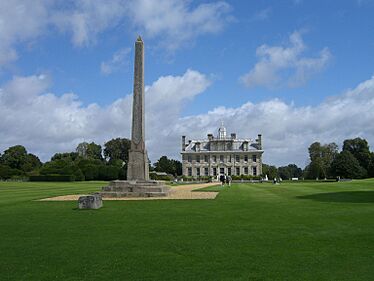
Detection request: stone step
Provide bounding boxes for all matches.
[100,191,168,198]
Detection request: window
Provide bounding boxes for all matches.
[187,155,192,163]
[220,167,224,175]
[244,167,248,174]
[244,155,248,162]
[212,155,217,162]
[235,155,240,162]
[252,155,257,162]
[213,167,217,176]
[196,168,200,177]
[204,167,209,176]
[188,167,192,176]
[236,167,240,175]
[228,167,231,176]
[196,155,200,163]
[253,167,257,176]
[220,155,224,162]
[204,155,209,163]
[228,155,232,162]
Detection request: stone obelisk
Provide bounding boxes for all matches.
[127,36,149,181]
[100,36,169,198]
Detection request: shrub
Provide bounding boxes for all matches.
[29,175,75,182]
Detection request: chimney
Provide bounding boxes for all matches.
[207,134,213,141]
[182,136,186,151]
[231,133,236,140]
[257,134,262,150]
[195,142,201,152]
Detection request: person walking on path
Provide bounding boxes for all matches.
[226,175,232,187]
[220,174,225,186]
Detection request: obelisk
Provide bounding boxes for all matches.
[127,36,149,181]
[100,36,169,197]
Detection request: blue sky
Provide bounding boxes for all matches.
[1,0,374,167]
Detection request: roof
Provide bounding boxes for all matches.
[182,138,262,153]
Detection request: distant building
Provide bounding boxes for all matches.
[181,123,263,178]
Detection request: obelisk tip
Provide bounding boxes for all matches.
[137,35,143,42]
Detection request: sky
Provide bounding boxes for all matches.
[1,0,374,168]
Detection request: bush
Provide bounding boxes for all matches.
[0,165,22,180]
[29,175,75,182]
[150,173,173,181]
[98,165,120,181]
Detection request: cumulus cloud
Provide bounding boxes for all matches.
[0,69,211,161]
[101,48,131,75]
[240,31,331,88]
[0,0,232,67]
[0,0,50,65]
[52,0,128,47]
[1,70,374,167]
[126,0,232,51]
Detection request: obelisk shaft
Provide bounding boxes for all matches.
[127,36,149,181]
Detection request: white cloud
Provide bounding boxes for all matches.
[101,48,131,75]
[252,7,272,21]
[0,69,211,161]
[52,0,128,47]
[126,0,232,51]
[240,32,331,88]
[1,70,374,168]
[0,0,50,65]
[0,0,233,68]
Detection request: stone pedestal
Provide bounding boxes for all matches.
[78,193,103,209]
[127,149,149,181]
[101,180,169,198]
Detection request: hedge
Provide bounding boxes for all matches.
[29,175,75,182]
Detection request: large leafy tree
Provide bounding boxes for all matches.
[0,145,41,172]
[306,142,338,179]
[262,164,278,179]
[342,138,371,171]
[330,151,366,179]
[76,142,103,160]
[278,164,303,179]
[154,156,182,176]
[104,138,131,163]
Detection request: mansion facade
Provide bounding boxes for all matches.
[181,123,264,178]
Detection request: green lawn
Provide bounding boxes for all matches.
[0,180,373,281]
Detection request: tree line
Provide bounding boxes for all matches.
[0,138,182,181]
[1,136,373,181]
[263,137,374,180]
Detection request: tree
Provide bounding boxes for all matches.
[76,142,103,160]
[0,145,27,170]
[368,152,374,178]
[306,142,338,179]
[153,156,182,176]
[104,138,131,163]
[0,145,41,173]
[278,164,303,179]
[262,164,278,179]
[342,138,371,170]
[21,153,42,172]
[330,151,366,179]
[51,152,79,162]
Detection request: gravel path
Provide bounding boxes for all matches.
[40,182,220,201]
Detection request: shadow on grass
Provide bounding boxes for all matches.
[297,191,374,203]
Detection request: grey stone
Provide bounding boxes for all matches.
[78,193,103,209]
[127,36,149,181]
[100,36,169,198]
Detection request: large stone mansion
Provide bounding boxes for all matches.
[181,123,263,178]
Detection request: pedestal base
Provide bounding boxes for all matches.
[100,180,170,198]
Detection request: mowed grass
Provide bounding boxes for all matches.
[0,180,373,281]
